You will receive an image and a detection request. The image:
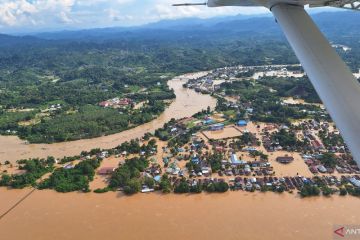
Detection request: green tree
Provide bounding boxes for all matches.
[339,187,347,196]
[174,178,190,193]
[124,179,141,195]
[160,174,172,193]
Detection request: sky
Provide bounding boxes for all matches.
[0,0,271,32]
[0,0,338,33]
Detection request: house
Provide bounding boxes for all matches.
[99,101,111,107]
[141,185,155,193]
[209,123,225,131]
[317,165,327,173]
[230,153,242,165]
[177,148,185,152]
[153,175,162,182]
[276,156,294,164]
[349,177,360,188]
[118,98,132,106]
[243,147,257,152]
[64,163,75,169]
[237,120,248,127]
[192,157,200,164]
[215,146,225,152]
[201,167,211,176]
[311,140,324,150]
[204,119,215,125]
[246,108,254,113]
[304,159,315,166]
[98,167,115,175]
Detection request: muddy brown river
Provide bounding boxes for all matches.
[1,189,359,240]
[0,73,359,240]
[0,73,216,163]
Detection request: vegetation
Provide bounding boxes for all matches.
[319,130,345,150]
[205,181,229,193]
[109,157,149,194]
[160,174,172,193]
[208,153,223,172]
[174,178,190,193]
[300,184,320,197]
[318,152,338,168]
[216,78,327,126]
[258,77,321,103]
[0,157,54,189]
[271,129,307,151]
[94,187,110,193]
[339,187,348,196]
[38,159,101,192]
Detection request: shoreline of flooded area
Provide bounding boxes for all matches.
[0,188,359,240]
[0,72,216,163]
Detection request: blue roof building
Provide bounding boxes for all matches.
[204,119,215,125]
[192,157,200,164]
[154,175,162,182]
[237,120,248,127]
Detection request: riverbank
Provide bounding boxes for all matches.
[0,188,359,240]
[0,73,216,163]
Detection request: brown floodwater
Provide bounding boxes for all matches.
[1,189,359,240]
[0,74,216,163]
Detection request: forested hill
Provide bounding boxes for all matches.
[31,11,360,41]
[0,11,358,73]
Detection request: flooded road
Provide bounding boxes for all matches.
[1,189,359,240]
[0,73,216,163]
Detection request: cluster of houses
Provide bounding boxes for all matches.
[162,172,360,194]
[184,64,305,95]
[82,119,360,195]
[302,154,360,174]
[99,97,133,108]
[229,175,312,192]
[48,103,62,112]
[205,117,247,132]
[83,93,360,195]
[161,114,359,179]
[217,159,274,177]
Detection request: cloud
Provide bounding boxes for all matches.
[0,0,37,26]
[0,0,77,26]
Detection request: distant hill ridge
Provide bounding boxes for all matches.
[0,11,357,44]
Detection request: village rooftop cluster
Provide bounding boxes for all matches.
[1,64,360,197]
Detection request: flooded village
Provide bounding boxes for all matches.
[1,66,360,197]
[1,69,360,240]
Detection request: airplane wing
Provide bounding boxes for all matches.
[271,4,360,166]
[173,0,360,165]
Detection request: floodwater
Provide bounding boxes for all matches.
[202,126,243,140]
[1,189,360,240]
[0,73,216,163]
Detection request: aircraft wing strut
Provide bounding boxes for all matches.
[271,4,360,165]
